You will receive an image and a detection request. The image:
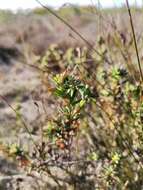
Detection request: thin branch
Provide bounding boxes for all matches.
[126,0,143,82]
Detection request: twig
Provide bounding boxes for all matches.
[126,0,143,82]
[38,159,92,167]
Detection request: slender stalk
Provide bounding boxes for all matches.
[97,0,102,34]
[126,0,143,82]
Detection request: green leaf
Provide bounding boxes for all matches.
[79,99,86,108]
[88,152,98,161]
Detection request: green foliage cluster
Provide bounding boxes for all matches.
[3,12,143,188]
[5,40,143,189]
[38,43,143,189]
